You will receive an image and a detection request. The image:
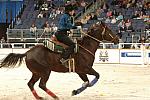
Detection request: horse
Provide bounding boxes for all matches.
[0,21,119,100]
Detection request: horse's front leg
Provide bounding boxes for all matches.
[72,73,89,96]
[87,68,100,87]
[72,68,100,96]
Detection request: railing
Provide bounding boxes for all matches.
[6,28,53,43]
[0,42,149,49]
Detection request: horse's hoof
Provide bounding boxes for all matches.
[37,97,44,100]
[53,96,59,100]
[72,90,77,96]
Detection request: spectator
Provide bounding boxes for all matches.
[51,24,58,32]
[41,2,48,11]
[43,23,52,36]
[37,11,43,18]
[0,37,5,43]
[106,9,113,18]
[132,11,140,19]
[125,19,133,31]
[116,12,123,21]
[16,17,22,26]
[118,19,126,31]
[111,16,117,24]
[30,23,37,37]
[105,17,111,23]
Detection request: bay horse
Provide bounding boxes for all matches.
[0,21,119,100]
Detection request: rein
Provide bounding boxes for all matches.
[81,27,106,43]
[77,27,106,57]
[78,44,95,57]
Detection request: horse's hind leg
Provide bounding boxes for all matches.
[39,70,59,100]
[28,73,42,99]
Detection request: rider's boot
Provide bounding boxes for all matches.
[60,46,74,64]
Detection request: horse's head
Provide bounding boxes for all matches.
[87,21,119,44]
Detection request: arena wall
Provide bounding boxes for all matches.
[0,48,150,65]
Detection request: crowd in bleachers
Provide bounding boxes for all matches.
[6,0,150,49]
[95,0,150,45]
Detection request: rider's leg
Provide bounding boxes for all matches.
[55,33,75,62]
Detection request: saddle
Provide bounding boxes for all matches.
[44,28,83,53]
[43,29,83,72]
[43,38,75,71]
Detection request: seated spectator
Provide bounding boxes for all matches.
[106,9,113,18]
[51,24,58,32]
[132,11,140,19]
[111,16,117,24]
[44,23,52,36]
[125,19,133,31]
[37,11,43,18]
[116,12,123,21]
[0,37,5,43]
[16,17,22,26]
[118,19,126,31]
[30,23,37,37]
[139,11,145,19]
[105,17,111,23]
[41,2,48,11]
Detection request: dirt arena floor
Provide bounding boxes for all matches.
[0,64,150,100]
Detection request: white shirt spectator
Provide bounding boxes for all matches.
[44,24,52,33]
[16,17,22,25]
[30,24,37,33]
[111,16,117,24]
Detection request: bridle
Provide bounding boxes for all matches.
[78,23,118,57]
[81,24,117,43]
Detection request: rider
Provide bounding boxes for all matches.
[55,3,77,63]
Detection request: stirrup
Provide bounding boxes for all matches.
[60,58,68,64]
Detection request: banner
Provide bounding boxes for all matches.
[94,49,120,63]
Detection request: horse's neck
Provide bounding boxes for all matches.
[80,37,99,55]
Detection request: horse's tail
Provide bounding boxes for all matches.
[0,53,26,68]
